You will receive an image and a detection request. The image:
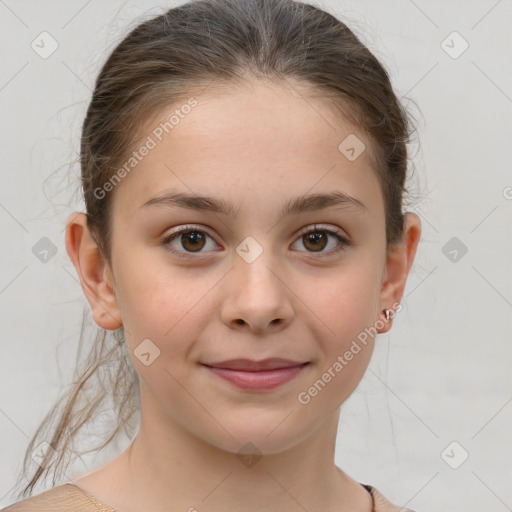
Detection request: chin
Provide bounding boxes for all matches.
[197,412,312,457]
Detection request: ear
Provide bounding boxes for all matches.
[65,212,122,330]
[377,212,422,333]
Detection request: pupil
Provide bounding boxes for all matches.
[305,232,326,251]
[184,232,205,251]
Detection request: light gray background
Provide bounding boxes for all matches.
[1,0,511,510]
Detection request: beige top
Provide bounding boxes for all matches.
[1,482,416,511]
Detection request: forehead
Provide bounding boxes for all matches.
[111,78,383,220]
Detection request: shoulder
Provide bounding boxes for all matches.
[362,483,417,512]
[1,483,116,512]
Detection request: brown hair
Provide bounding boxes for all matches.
[14,0,419,499]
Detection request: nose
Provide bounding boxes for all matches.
[220,255,294,335]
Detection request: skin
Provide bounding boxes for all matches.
[66,78,421,512]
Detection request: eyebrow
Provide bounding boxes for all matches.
[138,190,369,218]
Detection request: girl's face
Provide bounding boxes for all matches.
[86,79,415,455]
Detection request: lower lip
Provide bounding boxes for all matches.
[203,363,309,391]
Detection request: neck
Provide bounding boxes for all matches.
[109,393,372,512]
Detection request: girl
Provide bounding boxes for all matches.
[3,0,422,510]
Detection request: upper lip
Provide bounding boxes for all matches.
[202,358,308,371]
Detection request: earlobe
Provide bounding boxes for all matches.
[377,212,422,333]
[65,212,123,330]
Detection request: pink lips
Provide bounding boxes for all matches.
[201,358,309,391]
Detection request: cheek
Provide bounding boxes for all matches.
[298,262,380,393]
[115,256,213,332]
[117,271,208,389]
[300,288,376,410]
[302,263,380,339]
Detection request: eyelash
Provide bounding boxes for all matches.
[161,224,349,259]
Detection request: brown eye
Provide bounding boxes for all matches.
[292,226,348,256]
[180,231,206,252]
[302,231,328,252]
[162,224,348,259]
[162,226,218,257]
